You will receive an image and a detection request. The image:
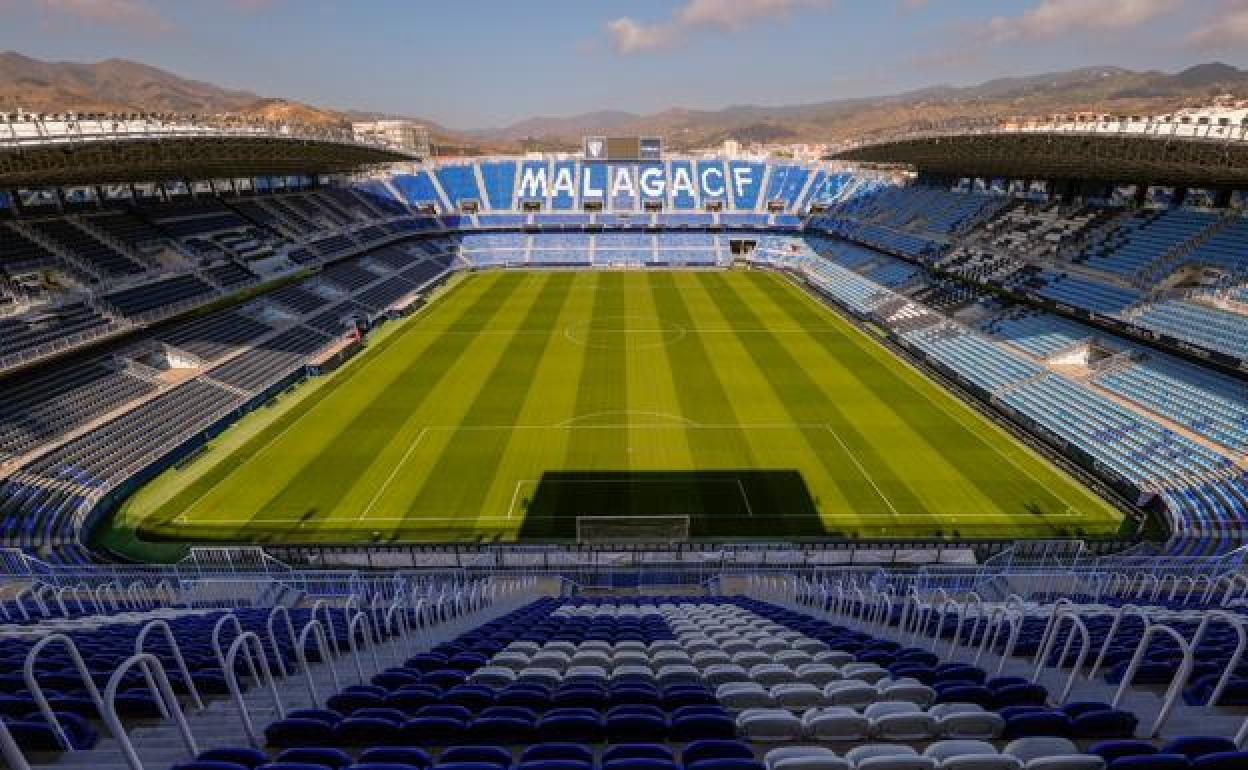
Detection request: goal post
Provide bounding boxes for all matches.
[575,515,691,544]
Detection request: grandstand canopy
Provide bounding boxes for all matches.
[829,129,1248,187]
[0,133,415,188]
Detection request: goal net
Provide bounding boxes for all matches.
[575,515,691,544]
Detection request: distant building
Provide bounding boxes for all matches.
[352,119,430,156]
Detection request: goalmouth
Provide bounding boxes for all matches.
[575,515,691,544]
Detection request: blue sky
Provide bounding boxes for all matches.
[1,0,1246,129]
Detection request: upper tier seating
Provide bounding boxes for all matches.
[0,222,59,275]
[1095,356,1248,452]
[153,310,274,363]
[980,312,1093,359]
[437,166,484,208]
[0,361,155,462]
[1131,301,1248,360]
[1079,209,1219,277]
[100,274,215,318]
[1033,275,1140,315]
[26,219,145,279]
[83,211,170,253]
[0,304,114,364]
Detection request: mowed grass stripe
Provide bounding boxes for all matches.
[738,274,1008,527]
[140,273,497,536]
[675,272,866,530]
[249,272,524,527]
[754,275,1046,522]
[703,271,943,534]
[624,274,697,475]
[757,273,1117,533]
[333,275,564,532]
[649,272,758,466]
[564,272,631,467]
[400,273,575,527]
[471,272,600,534]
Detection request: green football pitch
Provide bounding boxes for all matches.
[111,269,1125,546]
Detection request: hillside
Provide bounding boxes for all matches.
[485,63,1248,150]
[0,51,347,124]
[2,52,1246,153]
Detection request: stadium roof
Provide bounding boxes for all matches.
[0,115,417,187]
[828,118,1248,188]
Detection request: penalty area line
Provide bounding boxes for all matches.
[356,427,430,521]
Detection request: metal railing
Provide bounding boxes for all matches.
[832,116,1248,155]
[751,570,1248,742]
[0,113,410,155]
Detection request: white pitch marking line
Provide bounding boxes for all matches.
[357,427,429,521]
[735,478,755,518]
[823,423,900,518]
[177,395,314,522]
[194,510,1067,526]
[507,479,537,521]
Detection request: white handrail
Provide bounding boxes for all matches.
[32,583,55,617]
[94,582,117,613]
[976,605,1010,669]
[996,600,1027,676]
[348,610,382,680]
[342,611,369,685]
[932,598,959,652]
[21,585,44,617]
[1029,598,1071,665]
[0,719,30,770]
[385,596,414,663]
[296,618,338,708]
[874,591,894,634]
[1192,610,1247,707]
[10,588,31,621]
[267,605,298,679]
[224,631,286,747]
[76,581,100,615]
[1112,623,1192,737]
[102,653,199,770]
[155,579,177,608]
[1223,574,1248,606]
[53,586,72,618]
[136,618,204,711]
[127,581,148,611]
[948,593,983,657]
[1088,604,1150,681]
[211,613,248,677]
[22,634,107,751]
[1035,607,1092,703]
[310,599,343,657]
[1168,575,1192,603]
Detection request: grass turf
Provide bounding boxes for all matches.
[108,269,1125,546]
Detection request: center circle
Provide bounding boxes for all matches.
[564,315,688,350]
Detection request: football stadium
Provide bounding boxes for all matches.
[5,2,1248,768]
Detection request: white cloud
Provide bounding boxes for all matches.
[1186,0,1248,46]
[33,0,173,33]
[985,0,1179,42]
[607,0,834,54]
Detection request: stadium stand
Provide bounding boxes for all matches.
[1,141,1248,561]
[5,566,1248,770]
[8,116,1248,770]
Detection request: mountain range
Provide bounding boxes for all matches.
[2,52,1247,152]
